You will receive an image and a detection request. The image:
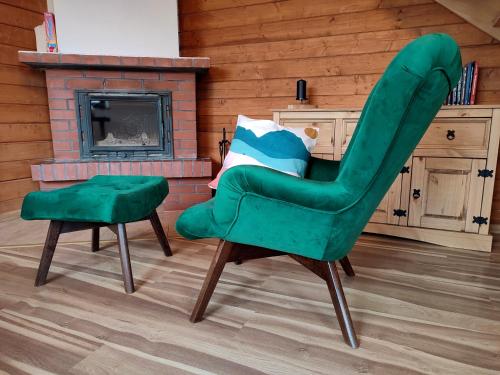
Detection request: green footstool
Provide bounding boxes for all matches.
[21,175,172,293]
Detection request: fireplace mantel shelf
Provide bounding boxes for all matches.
[18,51,210,72]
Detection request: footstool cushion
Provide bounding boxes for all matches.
[21,175,168,224]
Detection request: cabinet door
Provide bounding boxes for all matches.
[408,157,486,232]
[280,120,335,159]
[369,175,403,225]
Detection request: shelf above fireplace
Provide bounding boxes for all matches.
[18,51,210,72]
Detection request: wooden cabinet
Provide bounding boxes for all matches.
[273,105,500,252]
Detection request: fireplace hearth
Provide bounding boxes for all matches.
[76,90,173,159]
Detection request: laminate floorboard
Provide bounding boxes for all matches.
[0,214,499,374]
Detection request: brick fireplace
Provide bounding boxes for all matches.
[18,51,212,211]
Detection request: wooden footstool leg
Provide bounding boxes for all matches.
[35,220,63,287]
[91,227,100,252]
[116,223,135,294]
[149,210,172,257]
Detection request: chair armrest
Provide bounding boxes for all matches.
[305,157,341,182]
[215,165,349,213]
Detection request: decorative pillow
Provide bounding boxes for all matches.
[209,115,318,189]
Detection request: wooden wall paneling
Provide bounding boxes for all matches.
[0,0,49,214]
[180,0,500,225]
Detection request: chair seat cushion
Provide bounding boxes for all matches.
[21,175,168,224]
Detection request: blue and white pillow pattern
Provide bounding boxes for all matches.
[209,115,318,188]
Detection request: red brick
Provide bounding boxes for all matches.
[87,163,98,177]
[193,58,210,68]
[47,69,84,78]
[173,58,194,68]
[18,52,39,63]
[152,161,162,175]
[174,120,196,130]
[40,181,77,190]
[203,161,212,176]
[110,162,121,175]
[169,184,195,193]
[176,149,197,158]
[141,161,152,175]
[193,161,202,177]
[162,200,187,211]
[42,164,54,180]
[81,55,101,65]
[154,58,173,68]
[139,57,155,66]
[31,165,41,181]
[54,151,79,160]
[173,130,196,140]
[77,163,88,180]
[120,56,140,66]
[179,193,210,204]
[40,53,60,63]
[143,80,177,90]
[50,110,76,120]
[104,79,142,89]
[47,88,73,99]
[65,163,77,180]
[178,101,196,111]
[67,100,75,110]
[123,71,159,80]
[66,78,104,89]
[68,120,78,130]
[195,184,211,193]
[85,70,122,78]
[100,55,121,65]
[120,162,131,175]
[171,161,182,177]
[173,91,195,102]
[49,99,68,110]
[182,161,193,177]
[52,131,77,141]
[60,54,82,64]
[162,162,172,176]
[178,81,195,91]
[98,162,110,175]
[180,139,197,150]
[173,111,196,121]
[53,141,73,150]
[47,79,65,89]
[54,164,65,180]
[131,161,141,175]
[160,72,193,81]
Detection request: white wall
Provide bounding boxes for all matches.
[48,0,179,57]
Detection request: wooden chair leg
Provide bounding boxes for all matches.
[323,261,359,348]
[91,227,100,252]
[339,256,355,277]
[149,210,172,257]
[35,220,63,287]
[190,240,234,323]
[116,223,135,294]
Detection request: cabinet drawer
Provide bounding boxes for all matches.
[417,119,490,155]
[281,121,334,155]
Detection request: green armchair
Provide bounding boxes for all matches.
[176,34,462,348]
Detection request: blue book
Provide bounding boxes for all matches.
[460,66,467,104]
[465,62,474,105]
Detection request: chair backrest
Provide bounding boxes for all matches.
[328,34,462,259]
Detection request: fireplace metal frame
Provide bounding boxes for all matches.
[75,90,173,159]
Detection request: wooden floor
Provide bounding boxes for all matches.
[0,213,500,374]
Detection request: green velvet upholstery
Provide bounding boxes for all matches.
[176,33,462,261]
[21,175,168,224]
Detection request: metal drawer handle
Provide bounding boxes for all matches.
[446,129,455,140]
[412,189,421,199]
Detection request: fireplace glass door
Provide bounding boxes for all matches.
[77,91,173,159]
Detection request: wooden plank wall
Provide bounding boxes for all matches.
[0,0,50,214]
[178,0,500,224]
